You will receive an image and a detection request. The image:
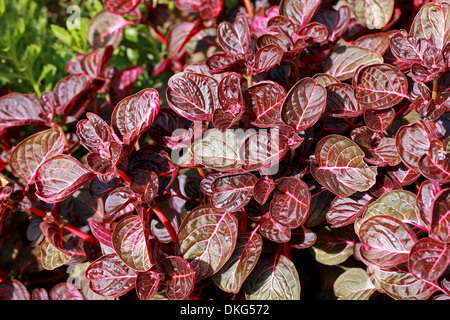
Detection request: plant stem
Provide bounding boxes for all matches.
[243,0,254,20]
[151,202,177,243]
[432,76,439,100]
[28,206,100,246]
[62,223,100,246]
[240,209,248,231]
[116,167,132,184]
[197,166,206,180]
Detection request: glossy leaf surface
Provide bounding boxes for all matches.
[176,207,238,280]
[10,129,65,185]
[245,254,301,300]
[212,231,262,294]
[35,155,95,203]
[311,135,378,198]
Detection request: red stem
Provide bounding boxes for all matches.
[197,166,206,180]
[29,206,100,246]
[151,203,177,243]
[63,224,100,246]
[240,209,248,232]
[116,167,132,184]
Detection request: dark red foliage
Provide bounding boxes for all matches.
[0,0,449,302]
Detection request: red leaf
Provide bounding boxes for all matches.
[35,155,95,203]
[282,78,326,132]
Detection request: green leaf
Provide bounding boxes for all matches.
[51,24,72,47]
[40,239,71,270]
[213,231,263,294]
[176,206,239,280]
[333,268,377,300]
[21,44,41,65]
[245,254,301,300]
[347,0,395,29]
[112,215,152,272]
[309,226,357,265]
[355,190,425,233]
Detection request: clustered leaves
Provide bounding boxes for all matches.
[0,0,449,301]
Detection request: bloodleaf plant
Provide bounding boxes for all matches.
[0,0,450,301]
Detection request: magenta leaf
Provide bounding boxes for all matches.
[281,77,326,132]
[396,120,436,172]
[252,45,284,73]
[369,266,439,300]
[389,30,431,64]
[112,215,152,272]
[359,215,418,268]
[408,237,449,281]
[216,12,251,57]
[325,83,364,118]
[49,283,84,300]
[259,214,292,243]
[418,140,450,183]
[239,127,289,174]
[0,279,31,300]
[111,88,160,148]
[253,176,276,205]
[210,173,257,213]
[88,219,113,248]
[35,155,95,203]
[166,72,218,122]
[135,269,161,300]
[86,253,137,298]
[269,177,311,229]
[326,192,374,228]
[9,129,65,185]
[289,225,317,249]
[279,0,321,28]
[160,256,196,300]
[176,206,238,280]
[0,93,50,129]
[245,254,301,300]
[213,73,245,131]
[80,46,114,79]
[409,3,450,50]
[212,230,262,294]
[386,162,421,186]
[76,112,115,153]
[416,180,442,229]
[354,63,409,111]
[246,80,286,128]
[130,169,159,203]
[351,126,401,167]
[175,0,222,20]
[53,73,92,120]
[324,45,383,81]
[363,108,396,132]
[354,32,390,56]
[109,66,144,106]
[430,188,450,243]
[105,0,141,15]
[311,135,378,198]
[87,10,133,49]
